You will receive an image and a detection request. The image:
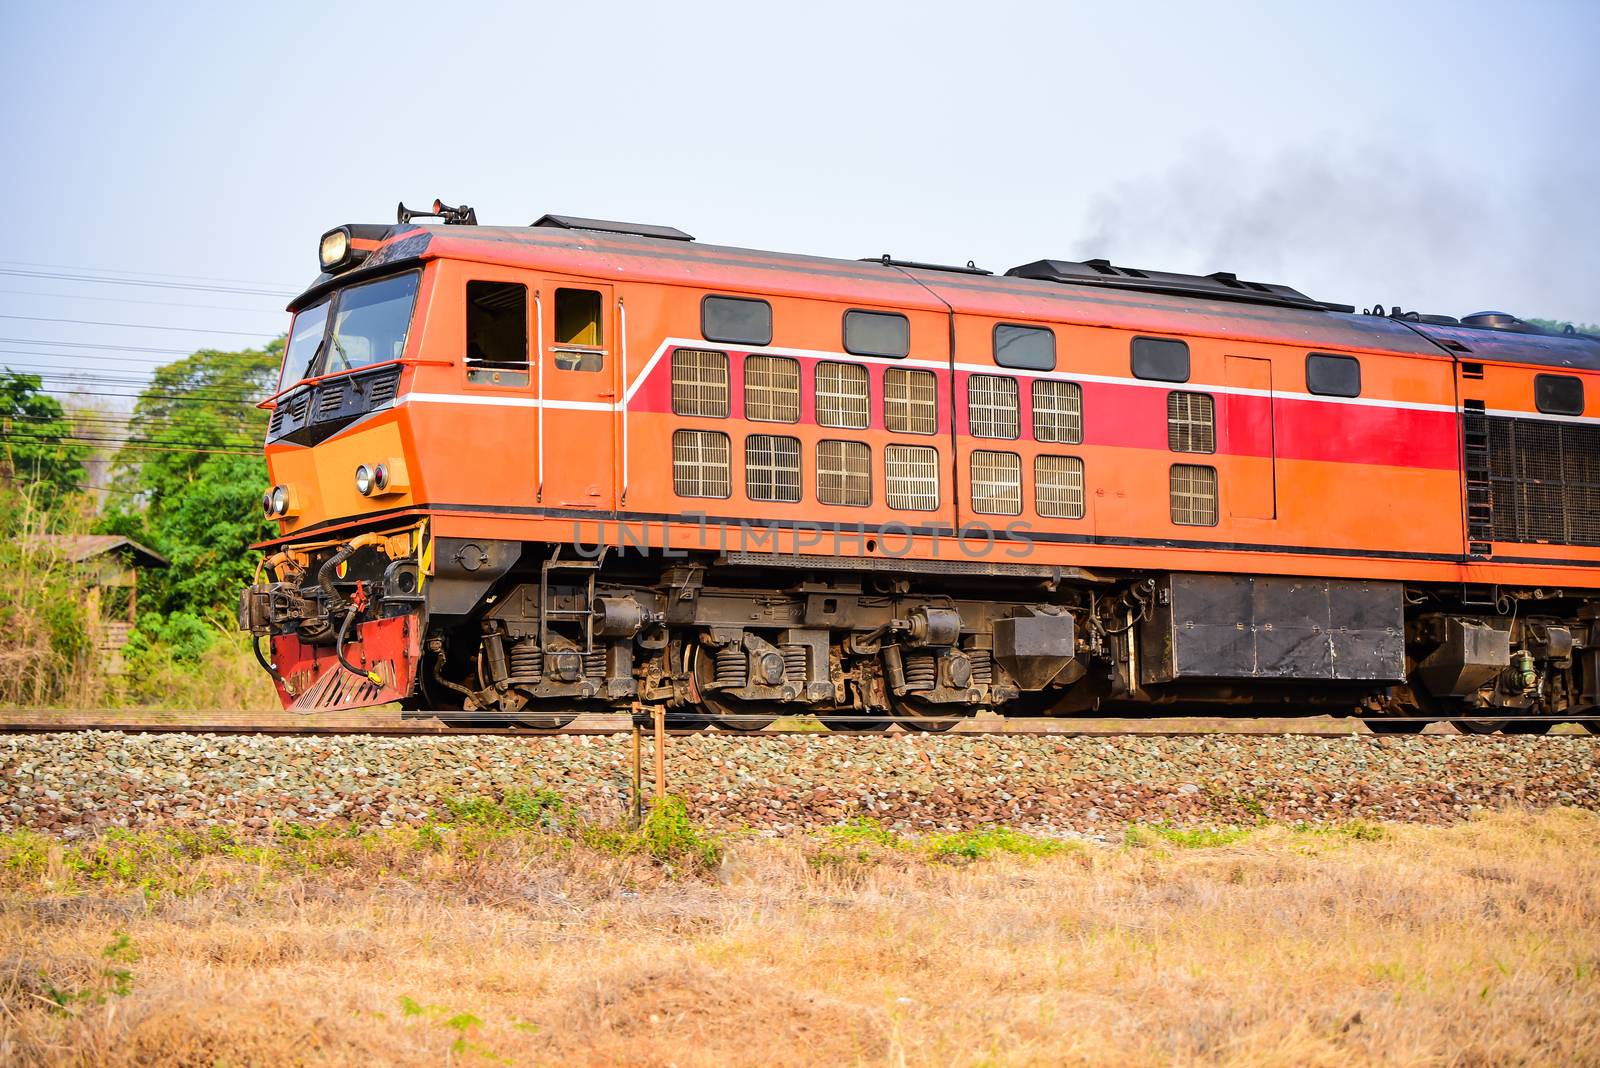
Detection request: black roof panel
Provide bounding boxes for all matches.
[531,214,694,242]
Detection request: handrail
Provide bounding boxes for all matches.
[535,289,545,502]
[619,297,629,505]
[256,356,454,409]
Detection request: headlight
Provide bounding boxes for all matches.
[373,463,390,492]
[270,485,291,516]
[319,228,350,271]
[355,464,374,496]
[261,491,275,518]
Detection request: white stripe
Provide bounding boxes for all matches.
[1486,407,1600,425]
[397,392,611,412]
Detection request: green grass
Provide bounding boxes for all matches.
[1124,823,1253,849]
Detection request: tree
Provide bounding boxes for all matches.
[107,339,284,618]
[0,369,89,517]
[1527,318,1600,336]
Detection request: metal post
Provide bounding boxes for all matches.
[630,722,643,827]
[653,703,667,806]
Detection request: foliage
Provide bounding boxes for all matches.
[1526,317,1600,336]
[0,369,89,515]
[1124,823,1252,849]
[106,339,283,621]
[0,492,92,705]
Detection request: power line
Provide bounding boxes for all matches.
[0,267,296,298]
[0,336,211,354]
[0,314,273,337]
[0,287,287,315]
[0,432,259,457]
[0,258,298,289]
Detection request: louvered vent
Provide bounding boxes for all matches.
[743,355,800,423]
[1488,416,1600,546]
[1170,464,1218,526]
[1032,380,1083,444]
[967,375,1019,439]
[884,368,938,434]
[816,362,869,429]
[672,429,731,498]
[365,367,400,407]
[745,434,802,502]
[269,405,287,435]
[1167,392,1215,453]
[315,380,346,420]
[1035,455,1085,519]
[288,392,310,421]
[817,439,871,506]
[671,349,730,418]
[885,444,940,510]
[970,450,1022,515]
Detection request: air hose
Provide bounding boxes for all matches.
[317,532,387,686]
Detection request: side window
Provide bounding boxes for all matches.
[817,440,872,506]
[968,374,1020,439]
[970,450,1022,515]
[703,295,773,346]
[1167,392,1216,453]
[1170,464,1218,526]
[885,444,940,511]
[816,361,870,429]
[843,309,910,358]
[745,434,802,503]
[884,368,938,434]
[553,288,604,371]
[671,349,729,418]
[994,323,1056,370]
[1031,380,1082,444]
[1535,373,1585,416]
[1132,337,1190,382]
[672,430,731,499]
[466,282,529,386]
[1035,455,1085,519]
[1306,353,1361,398]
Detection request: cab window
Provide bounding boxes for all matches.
[466,281,528,386]
[323,272,421,374]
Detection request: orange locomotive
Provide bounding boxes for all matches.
[239,201,1600,734]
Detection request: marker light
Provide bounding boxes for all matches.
[270,485,291,516]
[319,228,350,271]
[355,464,374,496]
[262,490,275,518]
[373,463,390,492]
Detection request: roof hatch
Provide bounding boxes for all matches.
[532,214,694,242]
[1006,258,1353,313]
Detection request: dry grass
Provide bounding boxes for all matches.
[1,807,1597,1066]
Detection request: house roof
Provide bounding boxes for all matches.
[40,535,169,568]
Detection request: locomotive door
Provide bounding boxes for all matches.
[536,281,618,510]
[1223,355,1277,519]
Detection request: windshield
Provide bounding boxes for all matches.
[276,270,422,390]
[279,299,330,390]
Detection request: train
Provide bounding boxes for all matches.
[238,199,1600,735]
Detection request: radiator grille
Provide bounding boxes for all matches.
[743,355,799,423]
[1032,380,1082,444]
[1035,454,1085,519]
[884,368,938,434]
[672,430,731,498]
[885,444,940,511]
[671,349,729,418]
[745,434,802,503]
[1488,415,1600,546]
[816,362,869,428]
[970,450,1022,515]
[967,375,1019,439]
[1167,391,1215,453]
[1170,463,1218,526]
[817,439,871,506]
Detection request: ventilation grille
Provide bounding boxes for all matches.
[1032,380,1083,444]
[671,349,729,418]
[743,355,799,423]
[315,380,346,419]
[365,366,401,407]
[745,434,802,502]
[1167,391,1215,453]
[672,429,731,498]
[970,450,1022,515]
[816,362,869,429]
[885,368,938,434]
[1170,464,1218,526]
[1488,416,1600,546]
[968,375,1020,439]
[817,440,871,506]
[885,444,940,510]
[1035,455,1085,519]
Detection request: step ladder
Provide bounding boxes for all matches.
[1461,401,1493,558]
[540,546,607,652]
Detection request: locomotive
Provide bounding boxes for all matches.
[239,200,1600,734]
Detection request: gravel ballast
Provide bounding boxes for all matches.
[2,732,1597,837]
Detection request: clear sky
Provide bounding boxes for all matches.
[1,0,1596,389]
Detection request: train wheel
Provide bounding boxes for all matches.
[692,651,778,731]
[1451,719,1508,735]
[1362,718,1427,735]
[890,694,961,733]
